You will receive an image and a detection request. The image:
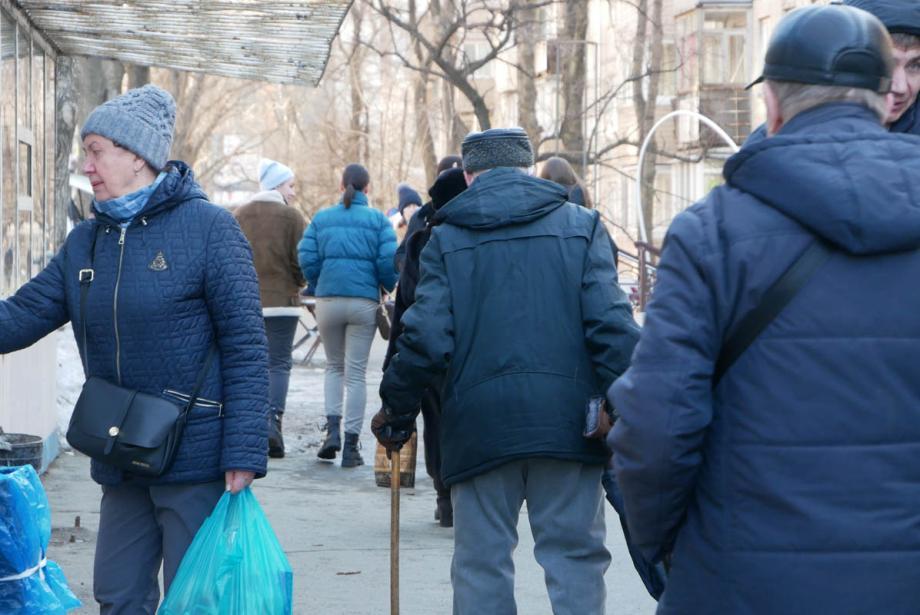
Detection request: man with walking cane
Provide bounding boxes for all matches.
[373,127,639,614]
[608,5,920,613]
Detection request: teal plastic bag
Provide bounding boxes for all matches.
[158,488,293,615]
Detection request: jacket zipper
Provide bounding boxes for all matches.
[163,389,223,412]
[114,226,127,384]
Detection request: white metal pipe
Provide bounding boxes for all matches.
[634,110,740,244]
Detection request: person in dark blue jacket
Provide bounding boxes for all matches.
[0,85,269,613]
[299,163,397,467]
[374,128,639,614]
[845,0,920,133]
[609,6,920,613]
[382,166,468,528]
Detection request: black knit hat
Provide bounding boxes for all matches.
[428,168,467,210]
[461,128,534,173]
[748,4,894,94]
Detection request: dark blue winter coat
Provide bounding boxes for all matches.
[381,168,639,486]
[298,191,398,301]
[0,162,269,486]
[609,104,920,614]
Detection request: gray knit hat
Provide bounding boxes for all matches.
[462,127,534,173]
[81,84,176,171]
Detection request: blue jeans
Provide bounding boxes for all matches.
[264,316,299,414]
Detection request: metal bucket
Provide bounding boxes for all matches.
[0,434,43,470]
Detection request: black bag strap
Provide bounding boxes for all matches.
[713,240,832,387]
[78,225,100,374]
[77,223,218,413]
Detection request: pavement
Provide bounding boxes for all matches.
[43,324,657,614]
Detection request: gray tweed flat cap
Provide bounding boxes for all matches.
[462,127,534,173]
[81,84,176,171]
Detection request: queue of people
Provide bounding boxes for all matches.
[2,1,920,613]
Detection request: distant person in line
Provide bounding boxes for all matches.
[539,156,593,208]
[0,84,268,613]
[394,155,462,272]
[382,166,468,528]
[298,163,397,467]
[233,159,307,459]
[393,184,422,273]
[608,6,920,613]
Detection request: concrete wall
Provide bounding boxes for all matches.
[0,331,59,471]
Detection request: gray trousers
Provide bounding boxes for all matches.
[451,459,609,615]
[315,296,378,435]
[93,480,225,614]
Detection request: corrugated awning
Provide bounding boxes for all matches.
[16,0,352,85]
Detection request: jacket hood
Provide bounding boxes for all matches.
[93,161,208,226]
[432,167,569,230]
[724,103,920,255]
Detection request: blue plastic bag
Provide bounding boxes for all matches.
[0,465,81,614]
[159,487,293,615]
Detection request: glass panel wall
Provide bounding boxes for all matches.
[1,12,15,295]
[0,11,56,297]
[16,27,32,282]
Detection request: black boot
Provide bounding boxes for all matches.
[268,412,285,459]
[317,416,342,460]
[341,432,364,468]
[436,495,453,528]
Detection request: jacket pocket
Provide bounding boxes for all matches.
[162,389,223,416]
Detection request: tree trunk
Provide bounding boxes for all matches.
[414,74,438,185]
[348,8,368,162]
[54,56,77,247]
[516,0,541,150]
[560,0,588,176]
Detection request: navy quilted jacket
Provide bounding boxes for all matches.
[297,191,398,301]
[381,169,639,486]
[0,162,269,485]
[609,104,920,613]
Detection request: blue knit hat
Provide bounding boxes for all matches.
[258,159,295,191]
[462,127,534,173]
[397,183,422,215]
[81,84,176,171]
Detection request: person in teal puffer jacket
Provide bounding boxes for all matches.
[298,163,397,467]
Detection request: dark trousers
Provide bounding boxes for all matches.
[420,388,448,498]
[93,480,224,614]
[264,316,298,414]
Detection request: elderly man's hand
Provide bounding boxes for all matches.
[371,406,416,456]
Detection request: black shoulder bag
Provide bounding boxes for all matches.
[66,225,217,477]
[713,240,832,387]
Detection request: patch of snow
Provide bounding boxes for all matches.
[55,325,84,450]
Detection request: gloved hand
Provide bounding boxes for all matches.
[371,406,416,456]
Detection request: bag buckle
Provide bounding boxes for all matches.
[78,269,94,283]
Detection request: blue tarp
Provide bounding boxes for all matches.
[0,465,80,613]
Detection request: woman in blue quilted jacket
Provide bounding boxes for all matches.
[298,164,398,467]
[0,85,269,613]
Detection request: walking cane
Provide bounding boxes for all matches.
[390,448,401,615]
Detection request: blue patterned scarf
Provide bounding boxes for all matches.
[93,172,167,225]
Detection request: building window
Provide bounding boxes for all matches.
[701,12,748,86]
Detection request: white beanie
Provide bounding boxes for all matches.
[258,159,294,191]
